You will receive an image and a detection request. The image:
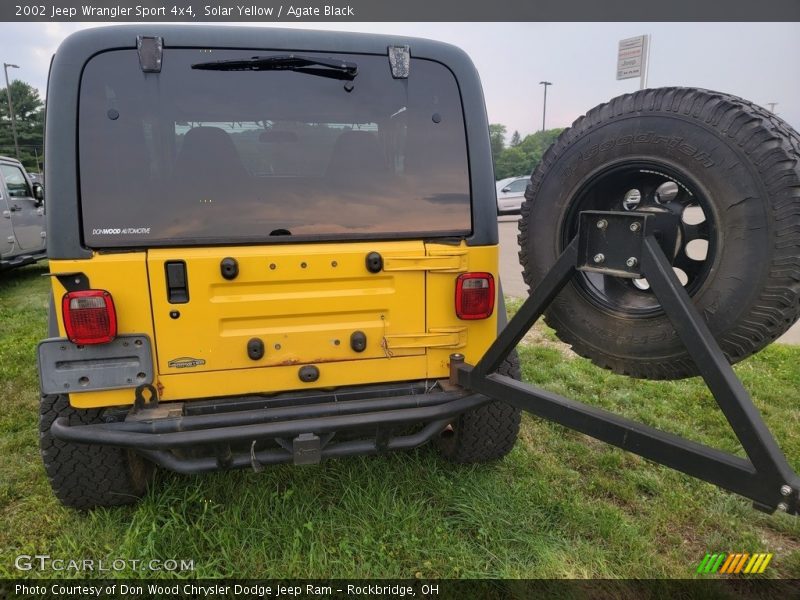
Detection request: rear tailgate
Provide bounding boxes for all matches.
[147,242,427,381]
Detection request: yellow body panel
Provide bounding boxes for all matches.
[49,254,156,409]
[49,242,499,409]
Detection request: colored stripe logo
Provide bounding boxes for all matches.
[696,552,773,574]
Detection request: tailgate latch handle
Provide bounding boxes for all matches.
[165,261,189,304]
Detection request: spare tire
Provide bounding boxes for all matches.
[519,87,800,380]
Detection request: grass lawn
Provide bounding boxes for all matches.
[1,263,799,579]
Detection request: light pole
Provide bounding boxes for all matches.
[767,102,778,114]
[539,81,552,132]
[3,63,21,162]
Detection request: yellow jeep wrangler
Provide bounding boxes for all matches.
[38,25,800,515]
[37,25,520,508]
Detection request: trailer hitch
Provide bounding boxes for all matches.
[454,210,800,515]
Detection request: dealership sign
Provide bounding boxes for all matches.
[617,35,650,81]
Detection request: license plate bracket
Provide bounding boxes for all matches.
[37,335,154,395]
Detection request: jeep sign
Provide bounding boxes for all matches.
[616,35,649,83]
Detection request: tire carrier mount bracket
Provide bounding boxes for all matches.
[452,210,800,515]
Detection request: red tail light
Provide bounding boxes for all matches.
[455,273,495,320]
[62,290,117,344]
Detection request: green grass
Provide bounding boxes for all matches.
[1,266,800,578]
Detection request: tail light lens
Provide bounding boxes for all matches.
[455,273,495,320]
[62,290,117,344]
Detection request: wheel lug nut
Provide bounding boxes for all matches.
[630,222,641,232]
[596,219,608,230]
[626,257,638,268]
[593,253,605,264]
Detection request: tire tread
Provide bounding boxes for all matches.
[40,394,150,509]
[435,353,522,463]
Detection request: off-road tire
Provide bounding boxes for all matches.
[435,351,522,463]
[519,87,800,380]
[40,394,152,509]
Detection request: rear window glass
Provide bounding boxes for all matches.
[78,49,471,247]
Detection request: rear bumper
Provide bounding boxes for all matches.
[50,381,486,474]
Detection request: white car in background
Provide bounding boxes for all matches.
[496,176,528,215]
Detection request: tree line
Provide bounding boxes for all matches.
[490,124,564,181]
[0,80,44,172]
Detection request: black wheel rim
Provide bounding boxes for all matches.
[562,161,718,317]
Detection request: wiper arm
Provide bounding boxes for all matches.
[192,54,358,80]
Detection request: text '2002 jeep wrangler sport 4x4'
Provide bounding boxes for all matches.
[39,26,800,513]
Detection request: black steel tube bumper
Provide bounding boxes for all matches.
[50,390,489,452]
[137,419,451,475]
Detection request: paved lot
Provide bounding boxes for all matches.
[497,215,800,345]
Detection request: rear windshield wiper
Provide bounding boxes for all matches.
[192,54,358,81]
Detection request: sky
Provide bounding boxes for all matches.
[0,21,798,140]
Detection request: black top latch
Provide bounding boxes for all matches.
[137,35,163,73]
[388,45,410,79]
